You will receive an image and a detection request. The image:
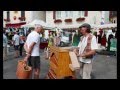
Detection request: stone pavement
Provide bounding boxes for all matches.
[3,48,117,79]
[3,49,49,79]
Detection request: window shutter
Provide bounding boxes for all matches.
[53,11,56,19]
[84,11,88,16]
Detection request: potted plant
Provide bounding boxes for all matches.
[4,19,7,21]
[18,17,26,21]
[76,17,85,22]
[4,18,10,22]
[54,19,62,23]
[14,16,16,20]
[64,18,72,23]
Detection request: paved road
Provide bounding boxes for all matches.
[3,49,117,79]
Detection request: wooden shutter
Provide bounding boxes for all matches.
[53,11,56,19]
[84,11,88,17]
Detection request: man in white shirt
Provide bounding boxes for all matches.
[13,32,20,58]
[74,23,98,79]
[24,24,44,79]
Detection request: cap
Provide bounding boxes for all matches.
[79,23,91,30]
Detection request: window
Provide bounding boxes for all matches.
[114,20,116,23]
[78,11,85,17]
[21,11,25,21]
[21,11,25,17]
[65,11,73,18]
[7,11,10,21]
[56,11,61,19]
[56,11,73,19]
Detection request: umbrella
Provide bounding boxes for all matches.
[29,19,47,27]
[21,19,55,29]
[95,24,117,29]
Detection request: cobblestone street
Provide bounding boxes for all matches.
[3,48,117,79]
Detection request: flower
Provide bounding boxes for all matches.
[18,17,26,21]
[13,16,16,20]
[64,18,72,23]
[76,17,85,22]
[54,19,62,23]
[4,18,10,22]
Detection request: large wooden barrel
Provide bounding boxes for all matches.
[16,60,32,79]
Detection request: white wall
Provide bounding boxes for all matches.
[3,11,46,28]
[104,11,110,24]
[3,11,6,27]
[31,11,46,22]
[46,11,102,29]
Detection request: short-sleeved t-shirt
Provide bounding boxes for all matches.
[13,34,20,45]
[26,31,40,56]
[3,34,8,47]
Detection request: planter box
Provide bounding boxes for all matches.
[76,17,85,22]
[54,19,62,23]
[18,17,26,21]
[64,18,72,23]
[4,19,10,22]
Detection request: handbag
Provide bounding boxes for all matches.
[16,60,32,79]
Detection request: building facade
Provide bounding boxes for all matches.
[3,11,46,28]
[109,11,117,24]
[3,11,113,29]
[46,11,104,30]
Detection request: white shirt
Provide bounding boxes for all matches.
[13,34,20,45]
[78,34,98,63]
[3,34,8,47]
[26,31,40,56]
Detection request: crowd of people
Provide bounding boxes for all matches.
[3,27,29,60]
[3,23,117,79]
[93,28,117,56]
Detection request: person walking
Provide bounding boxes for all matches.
[107,34,113,52]
[110,34,117,56]
[19,34,25,57]
[24,24,44,79]
[13,32,20,58]
[3,30,8,61]
[54,32,61,46]
[74,23,98,79]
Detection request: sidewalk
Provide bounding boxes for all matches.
[6,46,26,61]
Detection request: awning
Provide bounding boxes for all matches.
[62,28,79,31]
[6,22,26,28]
[94,23,117,29]
[21,19,55,30]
